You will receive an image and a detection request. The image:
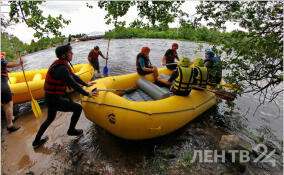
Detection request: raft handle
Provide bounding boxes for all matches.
[149,126,162,131]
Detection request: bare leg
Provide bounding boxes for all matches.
[3,101,14,127]
[153,66,158,81]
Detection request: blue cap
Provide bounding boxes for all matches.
[205,50,215,58]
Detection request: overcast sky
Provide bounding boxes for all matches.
[1,1,240,44]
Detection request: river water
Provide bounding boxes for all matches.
[2,38,283,174]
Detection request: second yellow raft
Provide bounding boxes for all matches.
[8,64,94,104]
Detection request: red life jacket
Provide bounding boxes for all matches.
[136,53,150,70]
[90,49,100,60]
[166,49,178,63]
[44,59,73,95]
[1,63,8,77]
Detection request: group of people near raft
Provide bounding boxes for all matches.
[136,43,222,96]
[1,42,221,149]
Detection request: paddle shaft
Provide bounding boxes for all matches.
[91,87,136,94]
[166,63,177,66]
[93,88,126,92]
[106,39,110,66]
[18,54,33,98]
[193,86,236,101]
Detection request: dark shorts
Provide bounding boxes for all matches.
[1,78,12,104]
[91,59,99,70]
[137,69,152,75]
[166,64,177,70]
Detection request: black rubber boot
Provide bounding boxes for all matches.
[12,116,19,123]
[32,136,49,149]
[7,125,21,132]
[67,129,83,136]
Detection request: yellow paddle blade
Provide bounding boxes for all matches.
[31,98,42,118]
[223,84,239,91]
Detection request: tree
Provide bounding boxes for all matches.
[1,32,27,61]
[96,1,185,29]
[97,1,135,27]
[5,1,70,38]
[195,1,283,103]
[136,1,184,29]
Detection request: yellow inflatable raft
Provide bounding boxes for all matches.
[81,68,216,140]
[8,64,94,104]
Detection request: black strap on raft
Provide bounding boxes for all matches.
[178,67,183,91]
[196,67,202,87]
[186,69,193,90]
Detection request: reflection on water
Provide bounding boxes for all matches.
[3,39,283,174]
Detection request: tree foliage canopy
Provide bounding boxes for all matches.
[6,1,70,38]
[195,1,283,103]
[97,1,185,29]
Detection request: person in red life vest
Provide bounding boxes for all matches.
[162,43,179,70]
[1,52,23,132]
[136,46,159,81]
[32,45,98,149]
[88,46,108,77]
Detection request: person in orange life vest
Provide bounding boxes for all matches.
[1,52,23,132]
[162,43,179,70]
[88,46,108,76]
[136,46,158,81]
[32,45,98,149]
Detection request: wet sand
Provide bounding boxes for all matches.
[1,94,89,174]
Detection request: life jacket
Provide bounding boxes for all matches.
[90,49,100,61]
[174,67,194,92]
[136,53,150,70]
[44,59,73,95]
[1,61,8,77]
[204,57,220,68]
[166,49,178,63]
[195,66,208,88]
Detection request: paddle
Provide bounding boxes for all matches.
[103,39,111,74]
[18,52,42,117]
[92,87,136,94]
[207,82,238,91]
[193,86,236,101]
[166,63,178,66]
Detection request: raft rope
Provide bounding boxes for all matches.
[81,96,215,115]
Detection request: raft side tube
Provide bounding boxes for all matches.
[9,77,17,84]
[32,73,42,81]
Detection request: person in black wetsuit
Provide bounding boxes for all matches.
[32,44,98,149]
